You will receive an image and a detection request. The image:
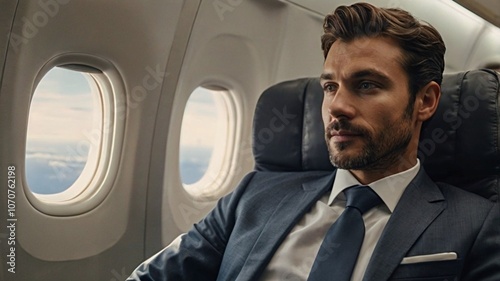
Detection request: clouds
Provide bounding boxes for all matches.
[25,69,228,193]
[25,67,98,194]
[27,67,100,143]
[179,87,226,148]
[25,149,86,194]
[178,87,232,184]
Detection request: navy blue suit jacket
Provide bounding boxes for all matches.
[128,168,500,280]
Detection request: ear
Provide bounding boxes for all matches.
[415,81,440,122]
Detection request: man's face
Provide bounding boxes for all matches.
[321,36,418,171]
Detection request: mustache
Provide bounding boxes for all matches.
[326,119,369,137]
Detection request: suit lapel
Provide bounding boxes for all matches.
[363,169,446,281]
[237,171,336,281]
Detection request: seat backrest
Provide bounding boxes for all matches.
[253,69,500,202]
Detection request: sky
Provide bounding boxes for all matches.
[26,67,98,143]
[179,87,221,148]
[26,67,221,193]
[25,67,96,194]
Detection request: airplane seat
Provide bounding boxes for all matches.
[420,69,500,202]
[253,77,333,172]
[252,69,500,202]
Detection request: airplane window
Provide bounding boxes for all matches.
[25,67,102,199]
[179,86,236,195]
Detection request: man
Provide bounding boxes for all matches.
[128,3,500,280]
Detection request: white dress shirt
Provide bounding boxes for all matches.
[260,160,420,281]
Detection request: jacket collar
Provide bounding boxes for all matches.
[236,171,336,281]
[363,168,446,281]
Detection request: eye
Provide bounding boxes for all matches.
[359,82,375,90]
[323,83,337,93]
[358,81,377,90]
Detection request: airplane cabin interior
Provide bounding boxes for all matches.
[0,0,499,280]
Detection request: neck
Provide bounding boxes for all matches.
[349,154,417,185]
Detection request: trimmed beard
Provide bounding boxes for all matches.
[326,102,414,171]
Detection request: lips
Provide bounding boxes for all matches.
[326,119,365,143]
[328,130,362,142]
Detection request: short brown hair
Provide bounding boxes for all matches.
[321,2,446,98]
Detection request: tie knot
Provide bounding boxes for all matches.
[344,185,382,214]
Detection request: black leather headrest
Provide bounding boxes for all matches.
[419,69,500,201]
[253,69,500,201]
[253,78,332,172]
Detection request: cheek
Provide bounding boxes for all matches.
[363,106,397,133]
[321,102,330,127]
[373,98,404,120]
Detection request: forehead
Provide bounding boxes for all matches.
[323,36,406,80]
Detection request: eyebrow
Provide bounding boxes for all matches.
[351,69,391,84]
[320,73,333,81]
[320,69,392,84]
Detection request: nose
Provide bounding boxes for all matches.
[323,86,356,120]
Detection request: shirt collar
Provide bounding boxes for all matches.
[328,159,421,213]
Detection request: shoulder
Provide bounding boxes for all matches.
[239,170,333,194]
[409,168,495,225]
[415,167,494,213]
[226,170,334,213]
[437,181,494,209]
[434,182,496,228]
[213,170,334,214]
[245,170,334,188]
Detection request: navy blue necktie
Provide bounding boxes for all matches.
[307,185,383,281]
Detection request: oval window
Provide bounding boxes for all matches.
[25,67,102,198]
[179,86,237,196]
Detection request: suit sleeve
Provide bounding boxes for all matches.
[127,172,256,281]
[461,202,500,281]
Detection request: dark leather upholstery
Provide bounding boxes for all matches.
[253,78,331,172]
[252,69,500,201]
[420,70,500,201]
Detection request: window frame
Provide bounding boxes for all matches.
[24,54,125,216]
[179,84,242,199]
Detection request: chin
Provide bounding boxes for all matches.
[330,152,357,168]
